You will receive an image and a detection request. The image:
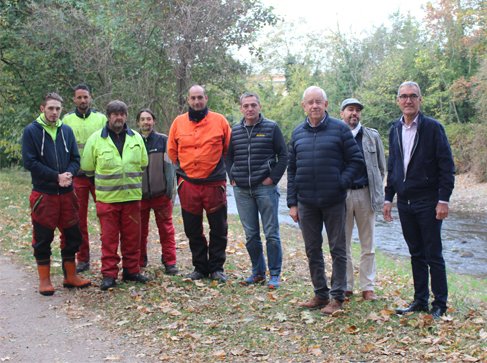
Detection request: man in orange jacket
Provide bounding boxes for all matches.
[168,85,231,282]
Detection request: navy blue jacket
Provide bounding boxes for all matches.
[226,115,287,187]
[287,113,364,207]
[22,118,80,194]
[385,112,455,202]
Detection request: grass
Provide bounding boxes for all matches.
[0,168,486,362]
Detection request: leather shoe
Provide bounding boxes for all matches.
[345,290,353,297]
[76,261,90,273]
[430,306,447,319]
[362,290,378,301]
[122,272,150,283]
[395,300,429,315]
[100,277,116,291]
[321,299,343,315]
[299,296,329,310]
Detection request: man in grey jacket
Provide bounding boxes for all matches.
[340,98,385,301]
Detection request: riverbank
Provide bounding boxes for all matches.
[449,173,487,213]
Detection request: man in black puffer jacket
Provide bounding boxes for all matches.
[288,86,363,315]
[226,92,287,289]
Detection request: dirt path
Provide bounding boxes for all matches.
[0,255,143,363]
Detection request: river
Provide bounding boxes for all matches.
[225,186,487,278]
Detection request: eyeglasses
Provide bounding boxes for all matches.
[398,94,420,101]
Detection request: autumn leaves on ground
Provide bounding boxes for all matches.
[1,169,485,362]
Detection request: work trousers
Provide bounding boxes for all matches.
[29,191,81,264]
[178,179,227,274]
[72,176,96,263]
[96,201,141,279]
[140,195,176,266]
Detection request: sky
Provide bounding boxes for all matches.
[263,0,429,35]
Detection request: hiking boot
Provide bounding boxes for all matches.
[241,274,266,285]
[321,299,343,315]
[186,270,207,280]
[210,271,228,283]
[299,296,330,310]
[122,271,150,283]
[268,275,280,289]
[76,261,90,273]
[164,264,179,276]
[100,277,116,291]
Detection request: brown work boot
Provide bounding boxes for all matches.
[321,299,343,315]
[299,296,329,310]
[362,290,378,301]
[62,260,91,289]
[37,264,55,296]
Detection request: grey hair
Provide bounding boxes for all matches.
[106,100,128,117]
[302,86,327,101]
[397,81,422,97]
[239,92,261,105]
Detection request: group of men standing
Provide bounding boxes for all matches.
[22,80,454,319]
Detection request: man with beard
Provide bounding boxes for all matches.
[63,84,107,273]
[340,98,385,301]
[136,108,178,274]
[168,85,231,282]
[82,100,149,290]
[22,92,91,295]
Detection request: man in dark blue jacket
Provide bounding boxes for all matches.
[226,92,287,289]
[383,81,455,319]
[22,92,91,296]
[288,86,363,315]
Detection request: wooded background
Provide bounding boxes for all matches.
[1,0,486,180]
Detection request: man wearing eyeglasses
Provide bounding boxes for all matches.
[383,81,455,319]
[168,85,231,283]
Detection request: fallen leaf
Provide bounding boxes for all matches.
[212,350,226,360]
[346,325,360,334]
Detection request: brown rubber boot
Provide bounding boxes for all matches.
[62,260,91,289]
[37,264,55,296]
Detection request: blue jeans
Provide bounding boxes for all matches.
[233,184,282,277]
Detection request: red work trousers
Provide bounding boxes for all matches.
[140,195,176,266]
[178,179,228,274]
[29,190,81,264]
[73,176,96,263]
[96,200,141,279]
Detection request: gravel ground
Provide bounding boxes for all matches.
[0,254,144,363]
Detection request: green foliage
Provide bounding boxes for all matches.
[0,0,276,162]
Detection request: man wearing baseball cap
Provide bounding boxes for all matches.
[340,98,386,301]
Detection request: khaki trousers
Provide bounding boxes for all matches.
[345,187,376,292]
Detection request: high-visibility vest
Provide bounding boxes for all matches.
[82,126,148,203]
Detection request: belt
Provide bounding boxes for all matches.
[350,184,368,190]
